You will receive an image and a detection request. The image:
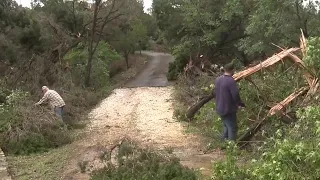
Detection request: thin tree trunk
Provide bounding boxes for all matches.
[125,53,129,69]
[85,51,94,86]
[85,0,100,87]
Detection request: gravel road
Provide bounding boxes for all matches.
[62,52,222,179]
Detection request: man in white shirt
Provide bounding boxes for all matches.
[35,86,66,120]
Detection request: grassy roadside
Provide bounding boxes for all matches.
[6,54,149,180]
[7,146,72,180]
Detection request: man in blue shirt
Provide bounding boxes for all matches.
[214,63,245,141]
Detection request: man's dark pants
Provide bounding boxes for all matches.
[220,113,238,141]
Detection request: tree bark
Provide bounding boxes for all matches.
[85,0,100,87]
[125,52,129,69]
[85,0,123,87]
[186,94,215,119]
[85,51,94,86]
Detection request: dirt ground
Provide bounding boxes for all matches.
[61,52,223,179]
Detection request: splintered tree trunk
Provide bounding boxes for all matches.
[186,48,300,120]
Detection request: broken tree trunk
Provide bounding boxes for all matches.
[186,48,300,119]
[237,117,267,147]
[186,94,215,119]
[268,86,309,116]
[237,86,309,146]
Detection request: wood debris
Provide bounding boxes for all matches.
[268,86,309,116]
[187,47,306,119]
[185,31,319,143]
[233,48,300,81]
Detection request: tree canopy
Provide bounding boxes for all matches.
[152,0,320,79]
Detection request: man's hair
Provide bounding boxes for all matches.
[223,63,234,72]
[42,86,49,91]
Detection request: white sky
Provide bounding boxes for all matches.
[15,0,153,12]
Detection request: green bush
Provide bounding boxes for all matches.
[304,37,320,78]
[168,40,193,80]
[211,105,320,180]
[0,89,71,155]
[212,142,248,180]
[91,141,199,180]
[64,41,121,89]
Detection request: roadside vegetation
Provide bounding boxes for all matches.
[2,0,320,179]
[152,0,320,179]
[0,0,157,154]
[1,0,198,179]
[91,140,199,180]
[0,0,167,179]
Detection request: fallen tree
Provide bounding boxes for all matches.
[238,86,310,146]
[184,32,319,143]
[186,47,302,119]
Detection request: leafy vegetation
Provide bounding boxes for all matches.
[64,41,121,88]
[91,141,199,180]
[0,0,155,155]
[304,36,320,77]
[2,0,320,179]
[171,9,320,179]
[153,0,320,79]
[211,105,320,180]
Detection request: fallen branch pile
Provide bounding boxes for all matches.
[185,32,319,143]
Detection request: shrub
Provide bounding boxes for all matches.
[211,105,320,180]
[64,41,121,89]
[168,40,193,80]
[304,37,320,78]
[0,89,71,155]
[91,141,199,180]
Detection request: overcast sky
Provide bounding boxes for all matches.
[15,0,153,12]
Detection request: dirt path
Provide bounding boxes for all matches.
[125,51,174,87]
[62,52,222,179]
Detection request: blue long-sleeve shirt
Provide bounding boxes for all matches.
[214,74,245,116]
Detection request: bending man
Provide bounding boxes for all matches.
[214,63,245,141]
[35,86,66,121]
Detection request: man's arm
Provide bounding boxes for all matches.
[229,80,245,107]
[35,93,49,105]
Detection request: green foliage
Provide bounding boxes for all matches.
[212,142,248,180]
[112,18,148,67]
[64,41,121,88]
[0,88,71,155]
[154,0,253,77]
[91,141,198,180]
[168,40,193,80]
[33,0,90,34]
[304,37,320,77]
[19,20,43,51]
[211,105,320,180]
[239,0,320,56]
[155,0,320,76]
[0,0,154,156]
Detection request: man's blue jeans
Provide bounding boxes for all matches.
[220,113,238,141]
[54,106,64,121]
